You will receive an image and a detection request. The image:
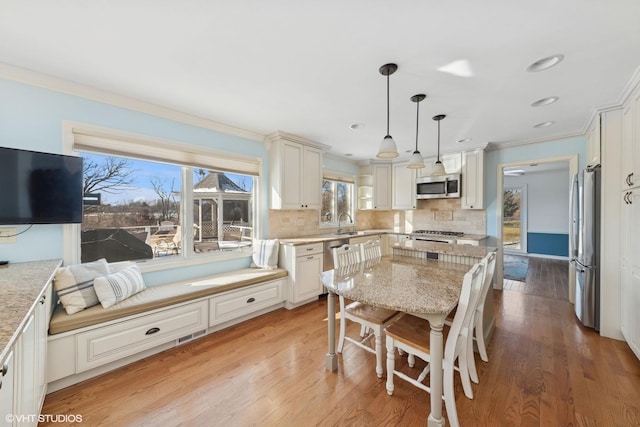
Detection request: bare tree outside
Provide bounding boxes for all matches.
[83,157,136,195]
[151,177,179,222]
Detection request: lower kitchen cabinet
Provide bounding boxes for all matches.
[1,350,15,427]
[621,188,640,359]
[279,243,324,308]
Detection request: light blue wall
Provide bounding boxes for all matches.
[485,136,587,242]
[0,78,268,281]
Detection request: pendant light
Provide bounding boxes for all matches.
[431,114,447,175]
[407,94,426,169]
[376,63,399,159]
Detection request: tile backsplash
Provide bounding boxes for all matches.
[268,198,485,239]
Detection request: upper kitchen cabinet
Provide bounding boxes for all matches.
[621,85,640,190]
[418,152,461,177]
[392,162,416,210]
[358,162,391,210]
[461,149,485,210]
[267,131,328,210]
[586,113,601,167]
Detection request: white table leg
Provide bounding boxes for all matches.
[326,291,338,372]
[426,314,446,427]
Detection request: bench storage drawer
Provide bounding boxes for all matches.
[209,279,284,326]
[76,300,208,372]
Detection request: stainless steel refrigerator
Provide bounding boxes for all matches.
[569,165,601,330]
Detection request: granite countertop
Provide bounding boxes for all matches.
[0,259,62,362]
[279,229,393,245]
[319,255,469,315]
[393,239,497,258]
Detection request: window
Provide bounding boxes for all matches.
[64,122,260,268]
[321,178,354,228]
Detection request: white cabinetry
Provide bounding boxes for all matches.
[392,162,416,210]
[358,163,391,210]
[0,350,15,426]
[620,83,640,360]
[268,132,324,210]
[418,152,462,177]
[16,315,36,421]
[461,149,485,210]
[279,243,324,307]
[586,113,601,167]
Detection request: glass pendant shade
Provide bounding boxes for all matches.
[377,135,399,158]
[407,151,425,169]
[431,160,446,175]
[376,63,399,159]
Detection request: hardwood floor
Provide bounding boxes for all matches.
[503,255,570,301]
[41,259,640,426]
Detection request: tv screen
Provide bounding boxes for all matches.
[0,147,83,224]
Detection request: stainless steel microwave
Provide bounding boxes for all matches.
[416,173,461,199]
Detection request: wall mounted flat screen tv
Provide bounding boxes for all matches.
[0,147,83,224]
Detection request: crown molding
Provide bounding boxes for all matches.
[0,62,264,142]
[264,130,332,151]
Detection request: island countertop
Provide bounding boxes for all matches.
[320,255,469,315]
[0,259,61,362]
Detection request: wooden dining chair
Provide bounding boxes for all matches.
[467,251,497,384]
[332,244,400,378]
[384,262,485,427]
[360,239,382,261]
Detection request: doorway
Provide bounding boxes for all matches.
[495,155,578,297]
[502,185,527,254]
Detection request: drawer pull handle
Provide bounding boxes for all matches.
[1,363,7,376]
[39,295,46,305]
[246,297,256,303]
[145,327,160,335]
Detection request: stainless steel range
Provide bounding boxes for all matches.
[411,230,464,244]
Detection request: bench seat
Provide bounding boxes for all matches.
[49,267,287,335]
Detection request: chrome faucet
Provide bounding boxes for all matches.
[337,212,353,234]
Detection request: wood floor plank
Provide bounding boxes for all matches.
[40,257,640,426]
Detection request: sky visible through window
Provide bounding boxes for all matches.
[83,153,252,205]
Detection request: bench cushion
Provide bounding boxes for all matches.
[49,267,287,335]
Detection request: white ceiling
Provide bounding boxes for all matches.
[1,1,639,162]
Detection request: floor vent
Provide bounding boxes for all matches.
[177,329,207,345]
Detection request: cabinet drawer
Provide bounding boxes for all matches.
[77,301,208,372]
[210,280,284,326]
[296,243,323,255]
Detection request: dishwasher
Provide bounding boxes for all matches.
[323,238,350,272]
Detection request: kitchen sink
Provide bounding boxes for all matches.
[335,231,358,236]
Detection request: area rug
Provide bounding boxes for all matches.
[503,255,529,282]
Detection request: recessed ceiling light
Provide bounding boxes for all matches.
[349,123,365,130]
[457,138,472,143]
[531,96,559,107]
[533,121,555,128]
[526,54,564,72]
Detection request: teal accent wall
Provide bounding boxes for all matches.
[527,232,569,257]
[0,78,267,281]
[485,136,587,246]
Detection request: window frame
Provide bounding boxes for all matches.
[62,121,262,272]
[319,175,356,229]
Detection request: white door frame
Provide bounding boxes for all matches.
[503,184,528,254]
[495,154,578,295]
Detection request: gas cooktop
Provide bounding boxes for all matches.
[412,230,465,237]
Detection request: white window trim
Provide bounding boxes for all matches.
[319,175,356,229]
[62,121,262,270]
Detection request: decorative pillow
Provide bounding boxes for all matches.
[251,239,280,269]
[53,258,110,315]
[94,264,147,309]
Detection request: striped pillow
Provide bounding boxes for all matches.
[251,239,280,269]
[53,259,110,315]
[94,265,147,308]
